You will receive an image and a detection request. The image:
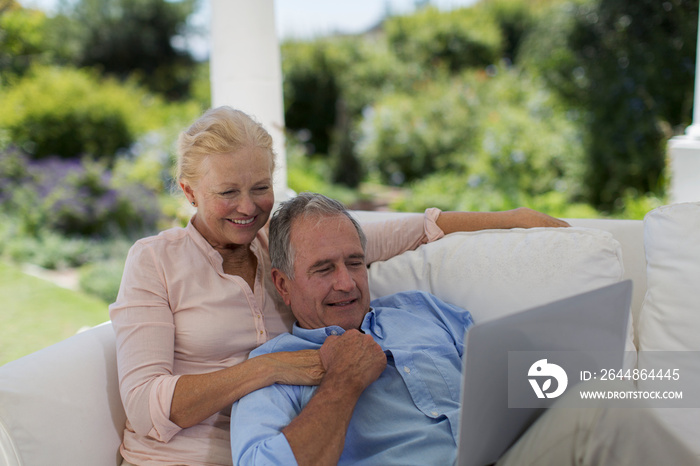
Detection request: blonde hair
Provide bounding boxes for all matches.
[176,106,276,186]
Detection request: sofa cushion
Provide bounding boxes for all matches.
[638,201,700,352]
[636,201,700,457]
[368,227,635,356]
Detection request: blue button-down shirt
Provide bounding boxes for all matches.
[230,290,474,465]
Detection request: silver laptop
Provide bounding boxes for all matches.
[456,280,633,466]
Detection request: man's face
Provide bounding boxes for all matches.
[272,213,371,330]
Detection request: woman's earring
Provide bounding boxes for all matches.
[191,201,196,206]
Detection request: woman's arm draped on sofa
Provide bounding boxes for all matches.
[361,208,444,264]
[361,207,569,266]
[435,208,570,234]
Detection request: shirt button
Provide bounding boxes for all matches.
[403,366,411,374]
[431,411,439,417]
[331,330,339,335]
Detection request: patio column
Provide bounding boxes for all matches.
[209,0,292,200]
[667,12,700,203]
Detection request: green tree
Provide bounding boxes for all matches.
[282,36,414,187]
[384,6,502,73]
[52,0,198,99]
[476,0,564,63]
[282,40,341,157]
[521,0,698,209]
[0,2,51,84]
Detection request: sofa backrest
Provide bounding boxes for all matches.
[355,211,645,346]
[0,322,125,466]
[566,218,646,326]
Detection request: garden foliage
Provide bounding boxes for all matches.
[0,148,163,238]
[0,0,696,307]
[0,65,170,163]
[521,0,698,209]
[48,0,198,99]
[282,0,697,211]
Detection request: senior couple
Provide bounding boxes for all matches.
[111,106,695,465]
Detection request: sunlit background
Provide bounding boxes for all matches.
[1,0,697,363]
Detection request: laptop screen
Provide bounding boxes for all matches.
[457,280,632,466]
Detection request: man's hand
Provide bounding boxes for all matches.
[282,329,386,466]
[319,329,387,395]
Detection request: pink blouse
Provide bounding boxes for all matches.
[109,209,443,465]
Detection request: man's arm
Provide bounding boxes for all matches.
[282,330,386,465]
[231,330,386,466]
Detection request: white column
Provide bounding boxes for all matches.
[668,12,700,203]
[209,0,292,200]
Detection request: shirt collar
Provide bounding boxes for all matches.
[292,323,344,344]
[364,308,383,338]
[291,308,381,342]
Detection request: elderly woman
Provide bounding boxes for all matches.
[110,106,567,466]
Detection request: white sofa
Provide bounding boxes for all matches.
[0,202,698,465]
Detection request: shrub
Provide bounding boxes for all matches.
[358,78,481,185]
[4,232,85,269]
[79,259,125,303]
[389,171,599,219]
[359,66,585,202]
[0,149,163,238]
[285,141,361,207]
[469,66,586,201]
[0,65,167,164]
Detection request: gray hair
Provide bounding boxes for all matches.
[269,192,367,278]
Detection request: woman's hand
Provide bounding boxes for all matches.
[262,350,325,386]
[507,207,571,228]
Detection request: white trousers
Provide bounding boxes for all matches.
[497,382,699,466]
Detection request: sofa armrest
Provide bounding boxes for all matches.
[0,322,125,466]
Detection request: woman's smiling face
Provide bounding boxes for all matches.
[186,147,274,249]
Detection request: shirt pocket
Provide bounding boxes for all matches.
[414,347,462,407]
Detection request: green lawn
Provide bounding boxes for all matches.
[0,261,110,365]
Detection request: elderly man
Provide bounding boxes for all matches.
[230,192,697,466]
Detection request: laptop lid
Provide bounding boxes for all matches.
[456,280,633,466]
